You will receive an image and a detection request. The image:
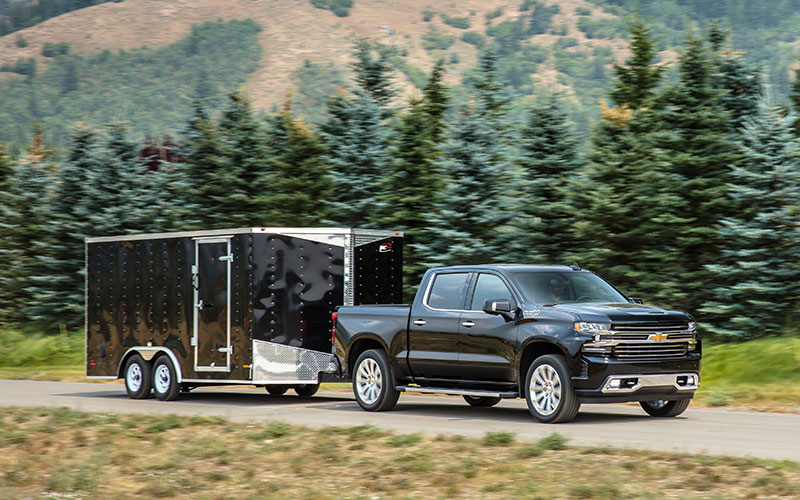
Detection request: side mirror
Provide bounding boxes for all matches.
[482,299,515,320]
[628,297,644,305]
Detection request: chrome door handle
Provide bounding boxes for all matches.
[413,319,427,326]
[461,320,476,328]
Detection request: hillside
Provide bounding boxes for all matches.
[0,0,798,151]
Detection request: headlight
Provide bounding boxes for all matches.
[574,322,611,334]
[687,322,696,331]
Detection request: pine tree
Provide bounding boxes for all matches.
[425,51,513,267]
[0,139,54,324]
[321,91,389,228]
[609,17,665,110]
[0,142,12,194]
[351,39,397,117]
[702,103,800,338]
[508,95,582,264]
[642,34,742,314]
[216,90,275,227]
[788,69,800,137]
[182,100,231,229]
[264,106,332,226]
[707,25,762,131]
[28,125,96,326]
[379,63,450,298]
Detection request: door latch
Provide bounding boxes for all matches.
[219,254,234,262]
[413,319,427,326]
[195,299,204,310]
[218,346,234,354]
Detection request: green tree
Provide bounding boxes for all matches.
[508,95,582,264]
[788,69,800,137]
[701,103,800,338]
[425,51,513,267]
[609,17,664,109]
[216,90,275,227]
[642,34,741,314]
[379,63,450,298]
[351,39,397,117]
[264,107,332,226]
[707,25,762,130]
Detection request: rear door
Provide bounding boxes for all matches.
[193,237,233,372]
[458,272,518,381]
[406,271,470,378]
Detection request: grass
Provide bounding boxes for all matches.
[0,406,798,499]
[1,326,799,410]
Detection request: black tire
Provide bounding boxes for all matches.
[640,399,691,417]
[294,383,320,397]
[152,356,180,401]
[463,395,502,407]
[265,385,289,396]
[352,349,400,411]
[524,354,580,423]
[124,354,152,399]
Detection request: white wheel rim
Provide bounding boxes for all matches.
[155,364,171,394]
[127,363,142,392]
[530,364,562,416]
[355,358,382,405]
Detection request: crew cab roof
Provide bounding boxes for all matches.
[427,264,589,273]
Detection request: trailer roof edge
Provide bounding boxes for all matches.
[85,227,402,243]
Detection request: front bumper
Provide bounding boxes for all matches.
[573,354,700,403]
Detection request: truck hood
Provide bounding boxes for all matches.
[545,302,692,323]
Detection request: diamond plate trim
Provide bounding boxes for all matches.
[252,340,336,383]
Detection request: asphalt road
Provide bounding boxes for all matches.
[1,380,798,461]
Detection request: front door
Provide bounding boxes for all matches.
[193,237,232,372]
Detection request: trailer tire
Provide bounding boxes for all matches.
[265,385,288,396]
[294,383,320,397]
[353,349,400,412]
[152,356,180,401]
[124,354,152,399]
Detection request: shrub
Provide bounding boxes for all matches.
[422,10,435,22]
[538,432,568,450]
[15,35,28,48]
[42,42,69,57]
[442,14,470,29]
[482,431,515,446]
[461,31,485,48]
[422,29,455,51]
[485,7,503,21]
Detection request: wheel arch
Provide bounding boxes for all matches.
[346,335,388,378]
[518,340,571,395]
[117,347,182,384]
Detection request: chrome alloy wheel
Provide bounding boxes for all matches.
[355,357,382,405]
[126,363,143,392]
[645,400,667,409]
[530,364,562,416]
[154,363,171,394]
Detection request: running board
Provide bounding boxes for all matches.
[396,386,518,398]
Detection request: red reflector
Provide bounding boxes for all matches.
[90,360,96,366]
[331,312,338,344]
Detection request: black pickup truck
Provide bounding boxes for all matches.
[333,264,700,423]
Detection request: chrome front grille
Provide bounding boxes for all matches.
[611,322,690,332]
[612,342,689,359]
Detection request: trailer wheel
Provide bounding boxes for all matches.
[153,356,180,401]
[124,354,152,399]
[265,385,288,396]
[294,383,320,397]
[353,349,400,411]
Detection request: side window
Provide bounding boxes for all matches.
[427,273,469,310]
[470,274,513,310]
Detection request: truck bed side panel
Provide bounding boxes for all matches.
[335,305,412,378]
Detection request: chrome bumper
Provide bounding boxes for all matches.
[600,372,699,394]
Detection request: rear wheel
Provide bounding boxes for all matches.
[463,395,502,407]
[524,354,580,423]
[265,385,288,396]
[640,399,691,417]
[353,349,400,411]
[294,383,320,397]
[124,354,152,399]
[152,357,180,401]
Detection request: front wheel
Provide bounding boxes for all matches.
[294,383,320,397]
[463,395,502,407]
[265,385,288,396]
[524,354,580,423]
[153,357,180,401]
[640,399,691,417]
[353,349,400,411]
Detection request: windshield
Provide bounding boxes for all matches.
[509,271,627,305]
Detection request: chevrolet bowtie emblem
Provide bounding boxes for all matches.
[648,332,668,342]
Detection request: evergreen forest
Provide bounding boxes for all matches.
[0,17,799,343]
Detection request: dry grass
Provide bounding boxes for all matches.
[0,0,630,112]
[0,406,798,499]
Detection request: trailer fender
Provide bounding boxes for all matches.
[117,347,183,384]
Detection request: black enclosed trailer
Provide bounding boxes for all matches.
[85,227,402,400]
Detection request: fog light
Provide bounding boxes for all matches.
[609,379,621,388]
